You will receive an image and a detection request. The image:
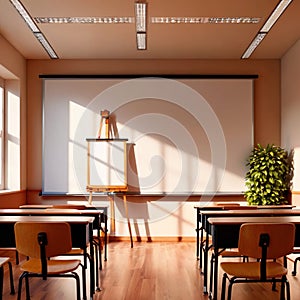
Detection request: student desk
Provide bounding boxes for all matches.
[194,204,294,258]
[0,215,95,300]
[208,215,300,300]
[198,207,300,295]
[195,204,300,294]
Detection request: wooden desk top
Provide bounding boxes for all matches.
[0,215,94,224]
[194,204,295,210]
[208,215,300,225]
[19,204,98,209]
[200,208,300,216]
[0,208,103,215]
[19,204,53,209]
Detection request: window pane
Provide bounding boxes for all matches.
[0,85,3,188]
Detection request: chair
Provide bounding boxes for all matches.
[14,222,86,300]
[47,204,103,290]
[209,248,248,296]
[220,222,295,300]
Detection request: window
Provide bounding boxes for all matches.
[0,76,21,191]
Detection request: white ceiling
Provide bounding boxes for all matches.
[0,0,299,60]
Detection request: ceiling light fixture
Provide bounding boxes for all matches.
[34,33,58,59]
[136,33,146,50]
[9,0,39,32]
[241,33,266,59]
[151,16,260,24]
[241,0,293,59]
[135,1,147,50]
[9,0,58,59]
[135,2,147,32]
[260,0,293,32]
[34,16,134,24]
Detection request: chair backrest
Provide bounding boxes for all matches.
[238,222,295,259]
[14,222,73,258]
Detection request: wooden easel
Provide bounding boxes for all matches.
[87,110,133,247]
[97,109,112,139]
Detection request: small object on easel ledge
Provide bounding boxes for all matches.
[97,109,111,139]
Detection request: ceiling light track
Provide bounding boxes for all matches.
[242,0,293,59]
[9,0,58,59]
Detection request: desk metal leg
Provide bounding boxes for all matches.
[89,224,97,298]
[200,226,204,270]
[196,208,200,259]
[203,230,209,294]
[0,266,3,300]
[104,213,108,261]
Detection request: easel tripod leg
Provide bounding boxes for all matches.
[123,195,133,248]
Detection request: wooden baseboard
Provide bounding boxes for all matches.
[108,236,196,243]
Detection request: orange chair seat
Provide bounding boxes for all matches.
[221,261,288,279]
[21,258,81,275]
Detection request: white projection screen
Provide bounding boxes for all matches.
[41,75,255,195]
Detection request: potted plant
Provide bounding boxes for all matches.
[244,144,293,205]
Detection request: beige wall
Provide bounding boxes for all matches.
[282,39,300,192]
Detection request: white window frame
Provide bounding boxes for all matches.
[0,78,4,190]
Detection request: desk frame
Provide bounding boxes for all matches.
[208,215,300,300]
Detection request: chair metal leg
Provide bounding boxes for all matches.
[7,261,15,294]
[220,273,227,300]
[17,273,24,300]
[292,257,300,276]
[79,264,87,300]
[72,272,81,300]
[227,280,234,300]
[17,272,30,300]
[25,276,30,300]
[280,278,286,300]
[286,280,291,300]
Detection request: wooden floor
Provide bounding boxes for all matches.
[1,242,300,300]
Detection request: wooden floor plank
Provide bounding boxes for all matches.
[1,241,300,299]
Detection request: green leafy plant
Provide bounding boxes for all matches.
[244,144,293,205]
